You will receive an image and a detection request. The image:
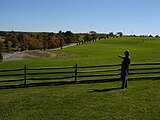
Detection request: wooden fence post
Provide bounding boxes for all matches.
[75,64,78,83]
[24,65,27,87]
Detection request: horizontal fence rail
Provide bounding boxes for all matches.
[0,62,160,88]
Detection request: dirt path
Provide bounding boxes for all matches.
[2,50,56,61]
[2,43,77,61]
[52,43,77,50]
[2,52,25,61]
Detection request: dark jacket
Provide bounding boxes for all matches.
[121,56,130,73]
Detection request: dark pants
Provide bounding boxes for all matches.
[121,72,128,89]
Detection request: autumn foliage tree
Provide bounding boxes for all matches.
[0,41,4,52]
[90,31,98,41]
[6,33,18,48]
[83,34,91,43]
[0,30,114,52]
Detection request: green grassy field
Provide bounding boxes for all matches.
[0,80,160,120]
[0,37,160,120]
[1,37,160,69]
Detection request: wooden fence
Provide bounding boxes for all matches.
[0,62,160,88]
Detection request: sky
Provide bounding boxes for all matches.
[0,0,160,35]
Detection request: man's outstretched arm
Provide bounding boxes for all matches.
[118,55,125,59]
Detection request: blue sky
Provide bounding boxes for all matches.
[0,0,160,35]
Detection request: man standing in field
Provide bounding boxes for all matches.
[118,50,130,89]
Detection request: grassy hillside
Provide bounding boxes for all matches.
[0,37,160,69]
[60,37,160,64]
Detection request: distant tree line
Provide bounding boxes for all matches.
[0,30,119,53]
[126,34,160,37]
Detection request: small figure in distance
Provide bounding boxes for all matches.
[0,52,3,62]
[118,50,131,89]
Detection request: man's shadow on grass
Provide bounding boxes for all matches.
[89,87,122,93]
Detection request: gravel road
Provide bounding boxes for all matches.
[2,43,77,61]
